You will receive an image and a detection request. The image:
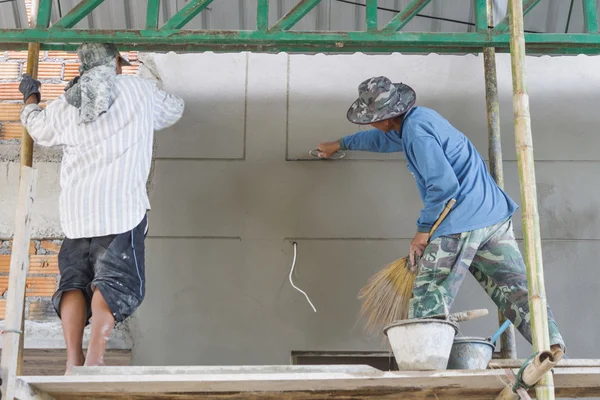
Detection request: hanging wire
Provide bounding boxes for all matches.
[289,242,317,313]
[565,0,576,33]
[334,0,542,33]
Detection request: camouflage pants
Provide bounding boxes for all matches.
[408,218,565,349]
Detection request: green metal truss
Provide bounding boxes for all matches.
[1,0,600,54]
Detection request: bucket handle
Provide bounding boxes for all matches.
[489,319,513,344]
[448,308,489,322]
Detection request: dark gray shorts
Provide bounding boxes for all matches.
[52,215,148,324]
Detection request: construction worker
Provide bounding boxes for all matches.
[18,43,184,373]
[316,76,565,354]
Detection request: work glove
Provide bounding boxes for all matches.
[18,74,41,103]
[64,76,80,91]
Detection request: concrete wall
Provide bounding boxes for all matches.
[2,51,599,364]
[128,52,600,365]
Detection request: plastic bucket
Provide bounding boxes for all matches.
[383,319,459,371]
[447,337,495,370]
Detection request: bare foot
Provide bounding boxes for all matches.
[83,357,105,367]
[65,351,85,375]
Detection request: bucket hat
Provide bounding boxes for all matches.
[347,76,416,124]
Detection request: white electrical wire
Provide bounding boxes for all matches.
[289,242,317,313]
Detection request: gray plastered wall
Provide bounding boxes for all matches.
[1,51,598,365]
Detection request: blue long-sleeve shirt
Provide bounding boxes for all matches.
[340,106,518,239]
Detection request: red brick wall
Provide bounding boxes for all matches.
[0,50,139,140]
[0,240,61,320]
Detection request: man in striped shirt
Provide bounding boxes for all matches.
[19,43,184,373]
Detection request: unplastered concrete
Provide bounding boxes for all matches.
[1,51,599,363]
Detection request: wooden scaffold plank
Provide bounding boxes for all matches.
[0,167,38,400]
[13,367,600,399]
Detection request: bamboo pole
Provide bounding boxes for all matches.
[507,0,555,399]
[483,0,517,360]
[15,1,43,381]
[495,350,563,400]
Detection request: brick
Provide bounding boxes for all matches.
[40,240,61,254]
[127,52,138,61]
[0,103,22,121]
[0,82,22,100]
[24,62,63,79]
[29,255,59,275]
[0,255,58,274]
[47,51,79,60]
[25,0,32,21]
[0,63,20,79]
[0,299,5,319]
[0,123,24,140]
[0,276,57,297]
[40,83,66,100]
[7,51,29,60]
[63,63,81,80]
[27,300,57,320]
[122,65,139,76]
[0,241,33,254]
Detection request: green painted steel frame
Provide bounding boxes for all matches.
[1,0,600,54]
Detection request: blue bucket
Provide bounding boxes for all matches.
[446,337,495,370]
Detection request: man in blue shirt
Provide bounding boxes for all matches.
[317,76,564,353]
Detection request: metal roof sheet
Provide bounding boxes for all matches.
[0,1,596,36]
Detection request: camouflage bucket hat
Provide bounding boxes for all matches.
[347,76,416,124]
[77,43,131,72]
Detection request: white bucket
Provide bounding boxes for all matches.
[383,319,459,370]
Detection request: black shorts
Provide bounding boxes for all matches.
[52,215,148,324]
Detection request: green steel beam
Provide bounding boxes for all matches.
[161,0,215,30]
[146,0,161,30]
[475,0,488,32]
[51,0,105,29]
[270,0,321,32]
[493,0,542,32]
[257,0,269,31]
[382,0,432,32]
[366,0,378,32]
[36,0,53,28]
[2,29,600,54]
[583,0,599,33]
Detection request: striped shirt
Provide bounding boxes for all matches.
[21,75,184,239]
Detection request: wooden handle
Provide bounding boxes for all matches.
[428,198,456,239]
[449,308,489,322]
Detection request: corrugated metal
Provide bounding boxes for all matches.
[0,0,597,34]
[0,0,29,29]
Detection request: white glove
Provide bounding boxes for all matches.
[137,53,163,90]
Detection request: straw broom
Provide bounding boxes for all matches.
[358,199,456,335]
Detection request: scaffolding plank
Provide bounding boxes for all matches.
[0,166,38,400]
[18,368,600,399]
[72,365,381,376]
